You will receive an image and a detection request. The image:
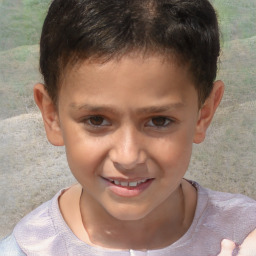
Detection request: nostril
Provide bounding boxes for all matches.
[113,161,146,172]
[113,162,136,171]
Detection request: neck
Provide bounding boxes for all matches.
[79,180,196,250]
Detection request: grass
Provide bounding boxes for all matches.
[213,0,256,41]
[0,0,51,51]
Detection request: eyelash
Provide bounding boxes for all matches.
[146,116,173,128]
[83,116,111,127]
[82,115,174,129]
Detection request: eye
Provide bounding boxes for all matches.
[146,117,172,128]
[84,116,111,127]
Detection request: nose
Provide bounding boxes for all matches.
[109,126,147,170]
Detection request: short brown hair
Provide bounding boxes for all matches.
[40,0,220,105]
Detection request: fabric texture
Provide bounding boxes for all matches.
[1,182,256,256]
[0,234,26,256]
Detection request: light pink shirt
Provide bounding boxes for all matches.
[2,182,256,255]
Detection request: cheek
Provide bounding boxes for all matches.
[62,128,108,174]
[148,128,194,182]
[152,130,193,163]
[157,143,192,174]
[64,140,108,187]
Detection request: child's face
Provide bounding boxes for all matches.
[49,55,205,220]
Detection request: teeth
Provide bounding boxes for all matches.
[128,181,138,187]
[114,180,120,185]
[121,181,128,186]
[110,179,149,187]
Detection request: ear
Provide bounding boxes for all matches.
[193,80,224,144]
[34,83,64,146]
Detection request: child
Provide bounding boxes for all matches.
[1,0,256,255]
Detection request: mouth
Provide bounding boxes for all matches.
[102,177,154,197]
[106,178,151,188]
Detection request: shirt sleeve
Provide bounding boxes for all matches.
[0,234,26,256]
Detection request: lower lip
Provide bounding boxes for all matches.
[105,179,154,197]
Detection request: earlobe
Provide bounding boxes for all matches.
[34,83,64,146]
[193,80,224,144]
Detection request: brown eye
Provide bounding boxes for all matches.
[152,117,168,126]
[89,116,105,126]
[82,116,111,131]
[146,117,172,128]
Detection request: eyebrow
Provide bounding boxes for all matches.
[70,103,120,114]
[69,103,184,114]
[136,103,184,114]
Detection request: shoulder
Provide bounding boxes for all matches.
[0,234,26,256]
[202,185,256,213]
[12,189,68,255]
[197,183,256,243]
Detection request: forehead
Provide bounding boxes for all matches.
[59,54,198,109]
[63,53,192,86]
